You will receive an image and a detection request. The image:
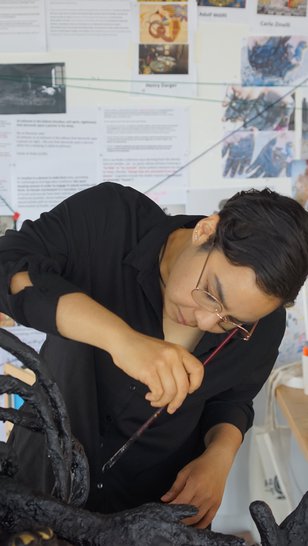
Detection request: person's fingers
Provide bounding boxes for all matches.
[142,370,164,402]
[183,354,204,394]
[181,505,204,526]
[151,369,178,413]
[161,471,188,504]
[179,497,218,527]
[139,344,203,411]
[145,364,178,407]
[166,364,190,414]
[148,354,203,410]
[193,508,217,529]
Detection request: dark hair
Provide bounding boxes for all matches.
[211,188,308,305]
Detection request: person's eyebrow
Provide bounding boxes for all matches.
[213,274,245,324]
[214,274,228,310]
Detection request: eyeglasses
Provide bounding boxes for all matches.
[191,247,258,341]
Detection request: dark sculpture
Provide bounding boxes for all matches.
[0,328,307,546]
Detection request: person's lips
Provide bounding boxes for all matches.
[177,308,187,325]
[177,308,197,328]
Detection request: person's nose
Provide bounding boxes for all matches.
[194,308,221,331]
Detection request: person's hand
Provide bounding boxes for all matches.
[160,446,233,528]
[111,329,204,414]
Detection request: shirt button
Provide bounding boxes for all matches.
[39,287,49,294]
[129,384,136,391]
[97,482,103,489]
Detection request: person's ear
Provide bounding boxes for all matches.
[192,214,219,246]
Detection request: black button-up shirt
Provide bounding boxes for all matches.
[0,182,286,512]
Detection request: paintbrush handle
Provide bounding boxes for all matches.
[102,406,164,472]
[102,328,237,472]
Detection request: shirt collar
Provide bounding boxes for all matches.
[123,213,203,326]
[124,214,202,274]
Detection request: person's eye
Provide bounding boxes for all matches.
[229,316,253,327]
[227,316,242,326]
[204,283,216,298]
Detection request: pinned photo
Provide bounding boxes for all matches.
[241,36,308,86]
[0,215,15,236]
[302,94,308,158]
[222,86,295,131]
[222,130,294,178]
[139,44,188,74]
[197,0,246,6]
[291,159,308,210]
[257,0,307,17]
[138,0,187,2]
[140,4,188,44]
[0,63,66,115]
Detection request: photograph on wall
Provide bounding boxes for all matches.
[139,44,188,74]
[291,159,308,210]
[302,93,308,158]
[0,63,66,115]
[197,0,245,6]
[257,0,307,17]
[222,86,295,132]
[277,296,306,363]
[222,130,294,178]
[133,0,196,96]
[0,215,15,236]
[139,4,188,44]
[197,0,249,22]
[138,0,187,2]
[241,36,308,86]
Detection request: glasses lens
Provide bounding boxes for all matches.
[219,320,250,339]
[191,288,222,313]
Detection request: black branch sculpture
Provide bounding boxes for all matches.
[0,327,307,546]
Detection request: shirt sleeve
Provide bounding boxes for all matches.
[199,307,286,439]
[0,202,85,334]
[0,181,164,336]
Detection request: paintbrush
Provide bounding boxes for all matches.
[102,328,238,473]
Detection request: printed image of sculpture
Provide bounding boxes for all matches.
[222,130,293,179]
[0,328,308,546]
[222,131,255,178]
[257,0,307,17]
[222,87,295,132]
[242,36,308,86]
[291,160,308,211]
[246,136,293,178]
[197,1,246,7]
